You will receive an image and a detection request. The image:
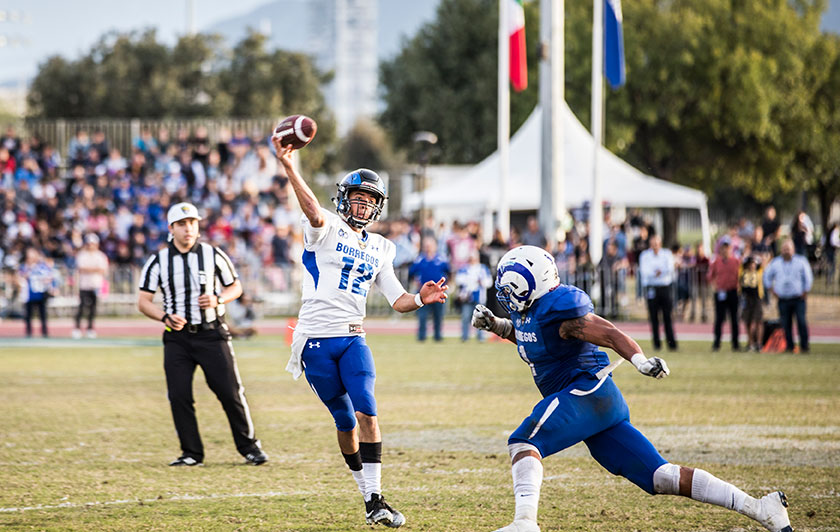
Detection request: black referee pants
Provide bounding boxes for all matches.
[163,325,260,461]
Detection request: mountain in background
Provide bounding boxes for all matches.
[206,0,440,63]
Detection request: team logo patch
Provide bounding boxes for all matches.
[181,205,190,214]
[349,324,365,334]
[338,228,347,238]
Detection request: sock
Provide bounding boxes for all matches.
[360,442,382,502]
[512,456,543,522]
[343,451,365,497]
[691,468,754,514]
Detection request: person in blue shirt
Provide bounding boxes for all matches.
[763,239,813,352]
[408,237,450,342]
[19,247,59,338]
[472,246,792,532]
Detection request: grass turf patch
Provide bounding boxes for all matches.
[0,336,838,530]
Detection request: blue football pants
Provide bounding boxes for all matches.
[301,336,377,431]
[509,374,667,494]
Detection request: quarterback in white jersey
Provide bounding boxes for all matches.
[274,142,447,529]
[294,208,406,338]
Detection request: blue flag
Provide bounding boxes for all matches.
[604,0,625,88]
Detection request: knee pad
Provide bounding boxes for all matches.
[508,442,541,463]
[652,463,681,495]
[323,394,356,432]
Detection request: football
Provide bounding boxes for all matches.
[273,114,318,150]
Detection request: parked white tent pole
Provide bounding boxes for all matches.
[540,0,564,247]
[590,0,605,266]
[700,202,711,255]
[498,0,511,240]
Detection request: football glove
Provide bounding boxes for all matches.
[471,304,513,338]
[631,353,670,379]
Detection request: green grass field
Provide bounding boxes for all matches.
[1,336,838,531]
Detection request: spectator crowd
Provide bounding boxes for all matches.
[1,122,838,349]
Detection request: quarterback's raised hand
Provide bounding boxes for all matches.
[471,304,513,339]
[630,353,670,379]
[273,142,296,170]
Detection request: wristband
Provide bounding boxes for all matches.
[414,293,424,307]
[217,296,226,306]
[161,313,170,325]
[630,353,647,370]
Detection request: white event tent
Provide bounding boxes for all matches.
[405,103,711,252]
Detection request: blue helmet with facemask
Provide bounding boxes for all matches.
[332,169,388,229]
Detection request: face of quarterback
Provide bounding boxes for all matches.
[170,218,200,249]
[347,190,378,226]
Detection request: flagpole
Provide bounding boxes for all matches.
[590,0,604,266]
[539,0,564,249]
[498,0,511,241]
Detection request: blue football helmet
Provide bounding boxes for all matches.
[333,169,387,229]
[495,245,560,313]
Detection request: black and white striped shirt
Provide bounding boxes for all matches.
[139,242,238,325]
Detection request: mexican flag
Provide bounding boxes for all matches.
[508,0,527,92]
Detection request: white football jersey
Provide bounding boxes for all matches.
[295,208,407,337]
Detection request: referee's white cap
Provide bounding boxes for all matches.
[167,202,202,226]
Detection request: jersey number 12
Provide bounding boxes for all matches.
[339,256,374,296]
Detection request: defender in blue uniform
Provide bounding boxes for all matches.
[473,246,792,532]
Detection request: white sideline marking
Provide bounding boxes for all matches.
[0,485,446,514]
[0,490,305,513]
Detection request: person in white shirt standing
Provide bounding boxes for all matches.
[456,250,493,341]
[274,142,448,529]
[637,235,678,351]
[73,234,109,339]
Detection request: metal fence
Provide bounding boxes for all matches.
[2,261,836,322]
[23,117,277,160]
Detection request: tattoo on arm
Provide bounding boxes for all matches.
[558,316,588,340]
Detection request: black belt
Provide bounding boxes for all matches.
[179,321,221,334]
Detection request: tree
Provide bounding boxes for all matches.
[793,31,840,231]
[27,29,331,122]
[216,29,337,174]
[26,28,338,175]
[338,119,407,211]
[379,0,540,164]
[380,0,835,242]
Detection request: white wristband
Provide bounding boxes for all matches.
[630,353,647,370]
[414,293,424,308]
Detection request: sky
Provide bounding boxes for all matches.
[2,0,839,87]
[0,0,273,83]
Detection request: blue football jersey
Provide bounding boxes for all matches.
[511,285,611,397]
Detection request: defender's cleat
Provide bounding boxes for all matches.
[365,493,404,527]
[492,519,540,532]
[756,491,793,532]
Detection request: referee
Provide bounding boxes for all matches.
[137,202,268,467]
